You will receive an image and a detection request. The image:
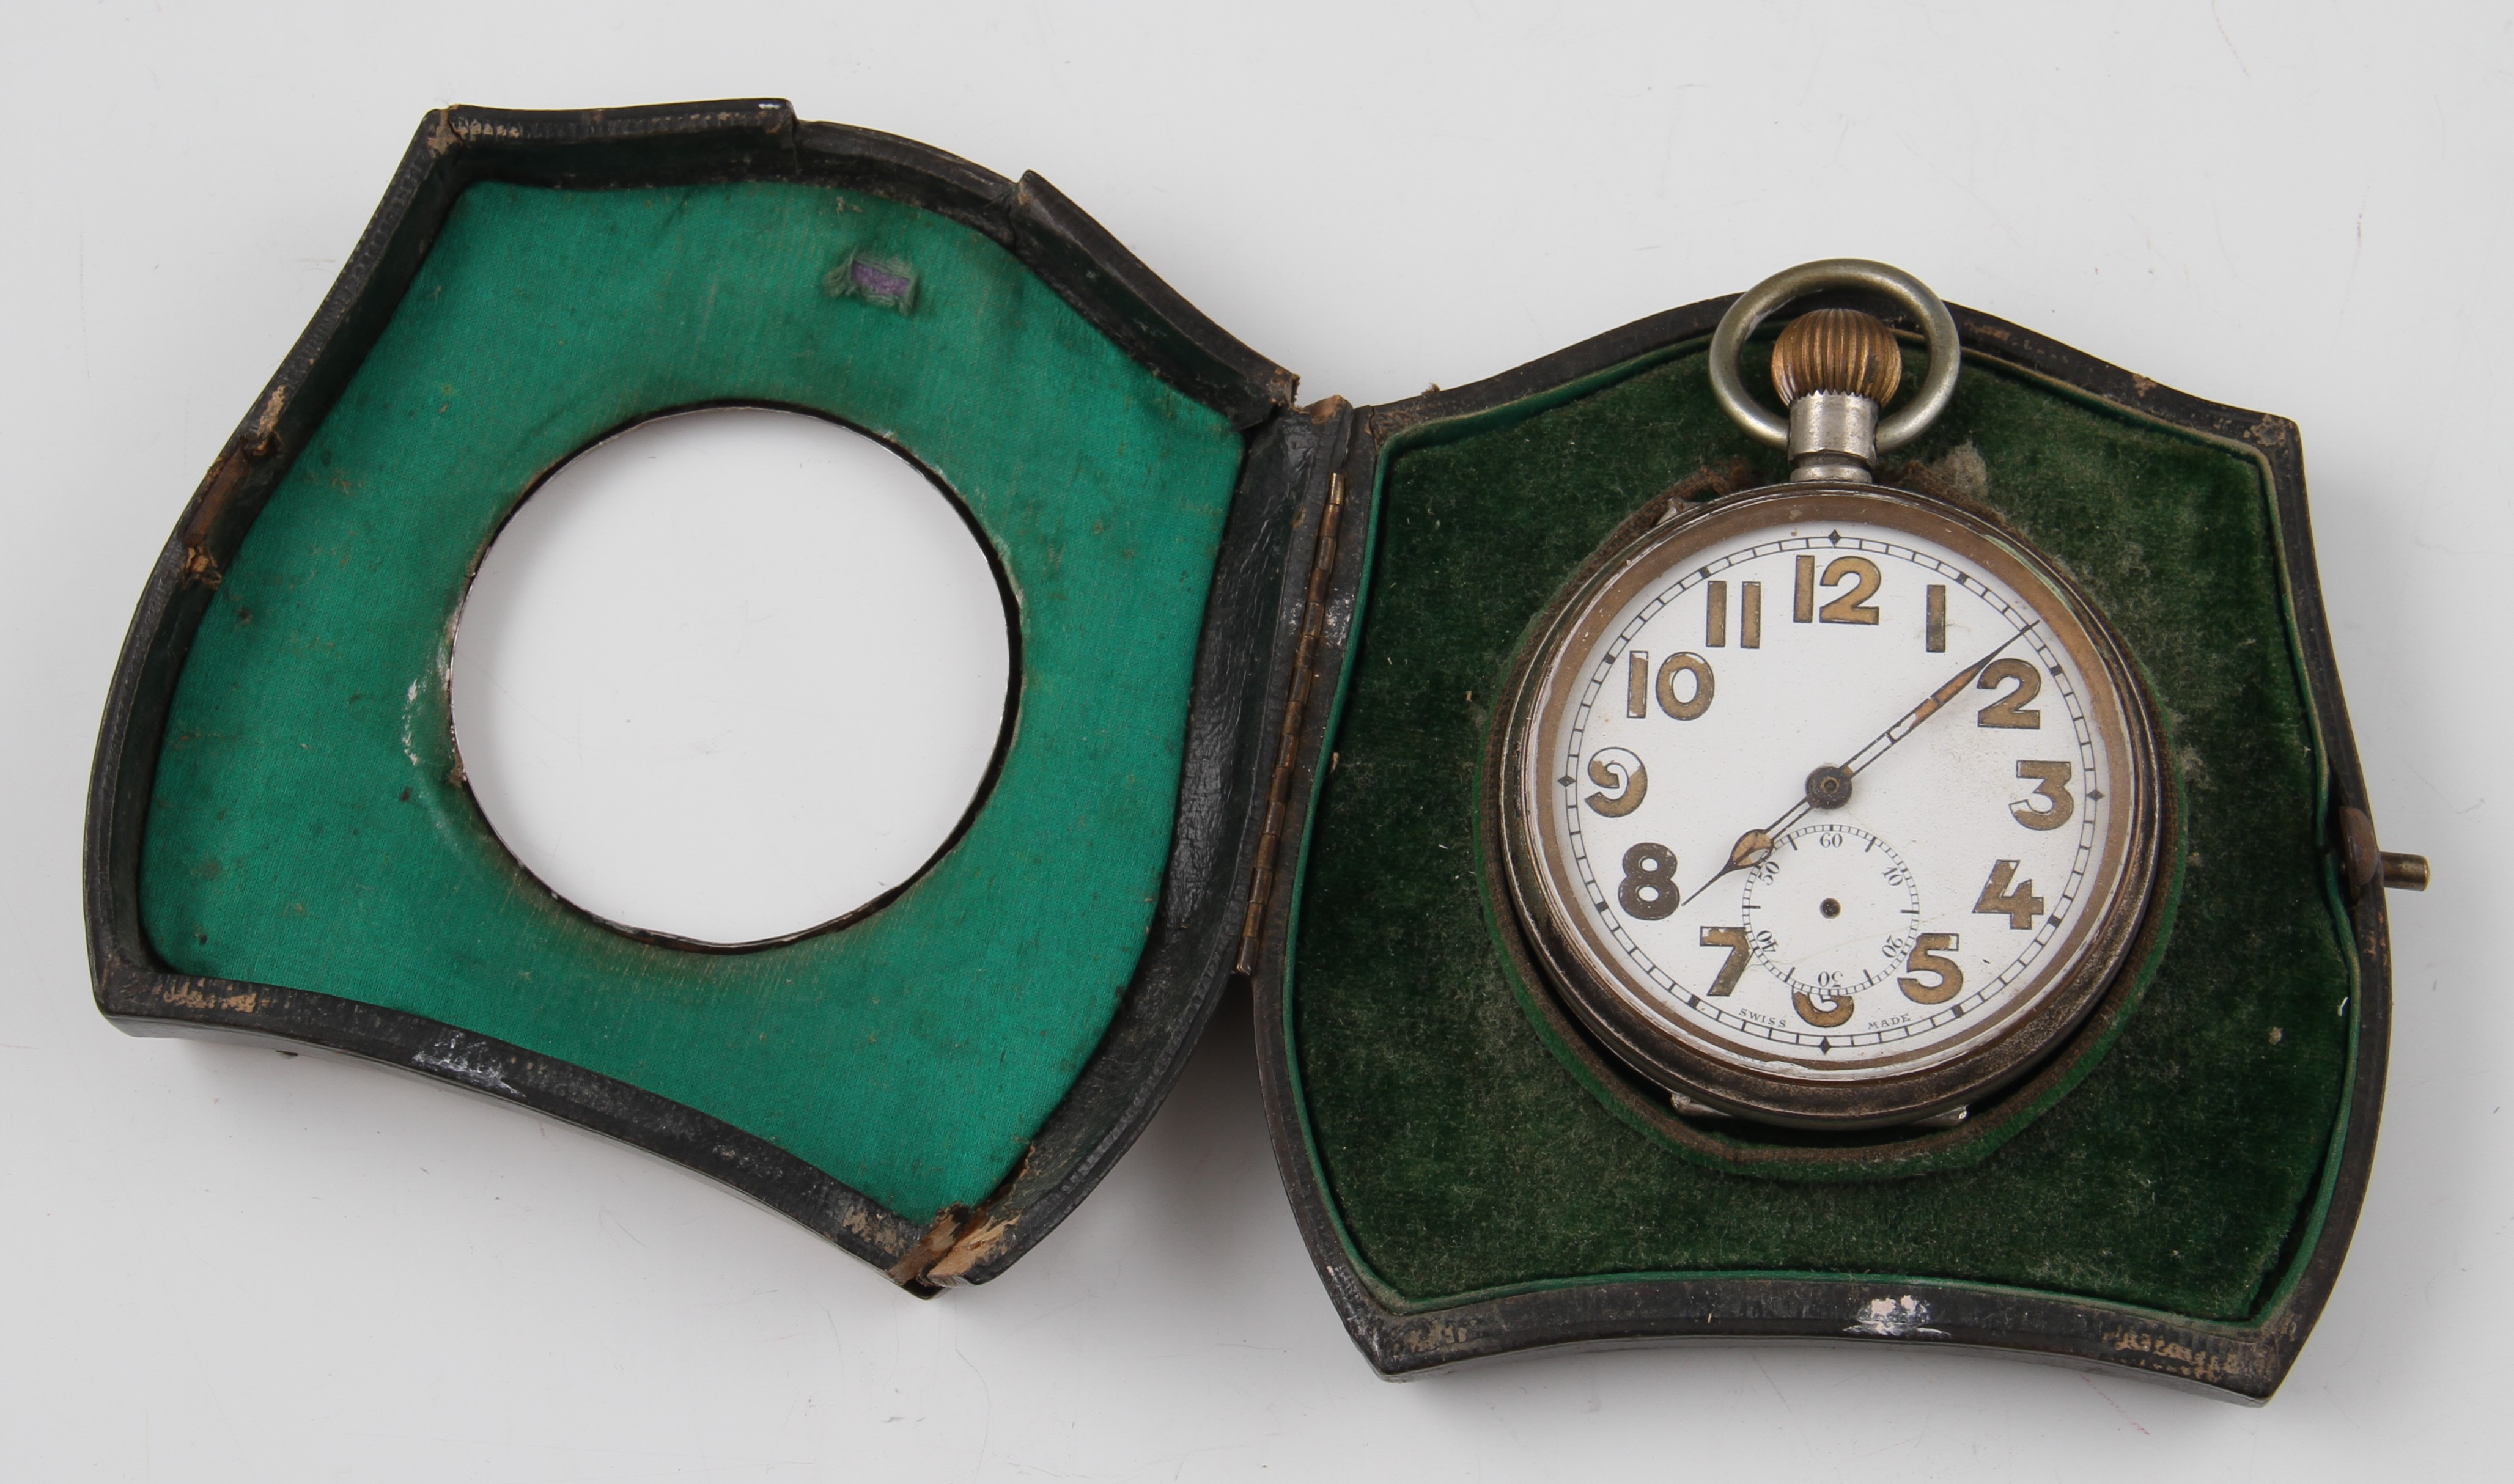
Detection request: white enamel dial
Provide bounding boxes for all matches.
[1505,485,2158,1124]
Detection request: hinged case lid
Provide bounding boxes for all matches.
[89,103,2398,1397]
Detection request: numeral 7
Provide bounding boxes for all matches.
[1699,926,1752,996]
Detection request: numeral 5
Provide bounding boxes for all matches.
[1899,933,1964,1004]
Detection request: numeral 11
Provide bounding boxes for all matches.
[1703,580,1760,648]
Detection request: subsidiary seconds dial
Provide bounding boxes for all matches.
[1737,822,1922,1015]
[1498,485,2162,1127]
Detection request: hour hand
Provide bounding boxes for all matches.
[1682,825,1780,906]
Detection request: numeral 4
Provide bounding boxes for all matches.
[1974,860,2044,930]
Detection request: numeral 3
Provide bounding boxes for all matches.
[2011,759,2074,830]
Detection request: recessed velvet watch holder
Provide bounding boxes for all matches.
[1252,309,2391,1400]
[90,102,2405,1398]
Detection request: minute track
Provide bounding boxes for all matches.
[1504,482,2159,1126]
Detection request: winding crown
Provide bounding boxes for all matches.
[1772,308,1903,408]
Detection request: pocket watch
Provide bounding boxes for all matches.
[1499,260,2166,1129]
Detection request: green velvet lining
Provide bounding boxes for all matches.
[1287,343,2355,1323]
[142,182,1244,1222]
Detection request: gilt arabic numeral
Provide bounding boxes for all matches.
[1974,861,2044,930]
[1926,583,1947,652]
[1794,988,1856,1027]
[1626,650,1650,718]
[1706,581,1728,647]
[1699,926,1751,997]
[2012,760,2075,831]
[1618,843,1681,920]
[1819,556,1882,625]
[1899,933,1965,1004]
[1975,657,2043,729]
[1656,653,1714,720]
[1583,749,1648,817]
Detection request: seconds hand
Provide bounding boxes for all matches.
[1678,622,2037,906]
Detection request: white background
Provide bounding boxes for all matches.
[450,408,1015,947]
[2,3,2502,1478]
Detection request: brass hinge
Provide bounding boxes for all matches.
[1235,471,1349,978]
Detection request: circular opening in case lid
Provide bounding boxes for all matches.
[451,406,1016,948]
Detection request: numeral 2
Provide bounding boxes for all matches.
[1819,556,1882,624]
[1975,657,2042,728]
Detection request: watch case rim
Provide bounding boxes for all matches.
[1494,480,2167,1128]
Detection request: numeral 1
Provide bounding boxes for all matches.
[1741,581,1762,648]
[1626,651,1649,717]
[1926,583,1946,652]
[1706,581,1727,647]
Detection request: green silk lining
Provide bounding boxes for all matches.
[142,181,1244,1222]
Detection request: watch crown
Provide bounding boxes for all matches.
[1771,308,1903,408]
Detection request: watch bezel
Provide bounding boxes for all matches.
[1496,480,2166,1128]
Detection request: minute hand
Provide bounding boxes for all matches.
[1837,623,2033,779]
[1683,625,2034,906]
